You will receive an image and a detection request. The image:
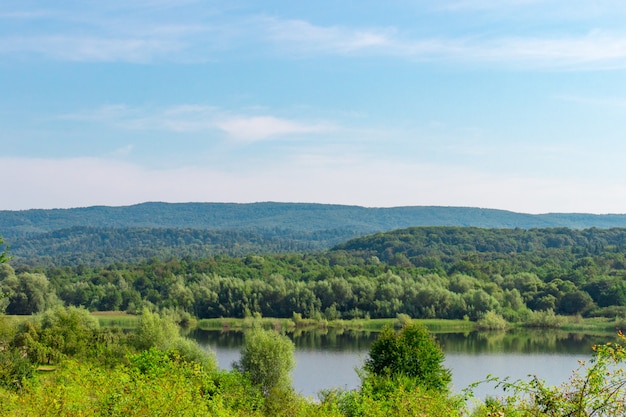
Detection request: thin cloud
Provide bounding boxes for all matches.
[435,0,544,12]
[264,17,396,54]
[59,104,134,121]
[0,10,52,19]
[215,116,332,142]
[108,145,135,158]
[0,35,182,62]
[58,104,334,141]
[4,2,626,69]
[432,0,626,19]
[262,18,626,70]
[555,94,626,107]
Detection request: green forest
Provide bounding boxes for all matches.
[6,202,626,266]
[3,227,626,323]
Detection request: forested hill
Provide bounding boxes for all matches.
[3,202,626,236]
[333,226,626,265]
[3,202,626,265]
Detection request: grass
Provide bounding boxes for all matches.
[10,310,624,335]
[194,317,475,333]
[90,311,139,329]
[557,316,626,334]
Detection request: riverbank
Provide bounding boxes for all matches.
[8,311,623,335]
[193,315,624,335]
[194,316,475,333]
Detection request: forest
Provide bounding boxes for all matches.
[6,202,626,266]
[3,226,626,323]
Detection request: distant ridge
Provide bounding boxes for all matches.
[2,201,626,237]
[3,202,626,265]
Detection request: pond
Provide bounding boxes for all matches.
[189,328,619,400]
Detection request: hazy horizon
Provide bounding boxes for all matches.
[3,200,626,216]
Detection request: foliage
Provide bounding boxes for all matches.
[0,357,224,417]
[0,236,9,264]
[476,311,509,330]
[364,321,451,392]
[132,308,216,371]
[6,203,626,266]
[0,346,34,391]
[234,326,296,399]
[522,309,568,329]
[0,264,58,315]
[11,306,126,366]
[471,331,626,417]
[8,226,626,322]
[333,377,463,417]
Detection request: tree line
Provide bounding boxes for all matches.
[3,227,626,321]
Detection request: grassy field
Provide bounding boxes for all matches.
[90,311,139,328]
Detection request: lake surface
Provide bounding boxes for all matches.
[190,328,619,400]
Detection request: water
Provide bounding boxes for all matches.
[190,328,618,400]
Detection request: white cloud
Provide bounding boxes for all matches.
[215,116,331,142]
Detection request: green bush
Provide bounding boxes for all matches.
[476,311,509,330]
[364,321,451,392]
[0,347,34,391]
[336,377,463,417]
[234,326,295,398]
[132,308,216,371]
[522,309,567,328]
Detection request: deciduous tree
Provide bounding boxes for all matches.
[364,321,451,392]
[234,326,295,398]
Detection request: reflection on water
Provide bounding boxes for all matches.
[437,329,616,355]
[189,328,619,399]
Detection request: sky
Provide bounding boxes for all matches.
[2,0,626,214]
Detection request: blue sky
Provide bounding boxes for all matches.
[2,0,626,213]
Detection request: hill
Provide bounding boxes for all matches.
[333,226,626,264]
[5,202,626,235]
[3,202,626,265]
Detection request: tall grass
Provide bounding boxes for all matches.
[91,311,138,329]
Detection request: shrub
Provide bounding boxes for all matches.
[0,347,34,391]
[476,311,509,330]
[364,322,451,392]
[522,309,567,328]
[234,327,295,398]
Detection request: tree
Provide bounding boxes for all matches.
[0,236,9,264]
[234,326,295,398]
[132,309,216,371]
[364,321,451,392]
[0,269,58,315]
[12,306,101,364]
[557,290,595,316]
